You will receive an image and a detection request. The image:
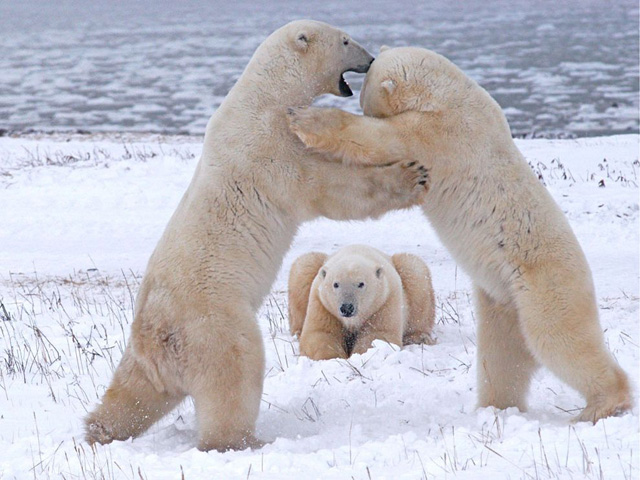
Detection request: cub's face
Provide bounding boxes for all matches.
[286,20,374,97]
[317,260,388,330]
[360,46,445,117]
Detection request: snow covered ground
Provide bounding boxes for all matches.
[0,134,638,479]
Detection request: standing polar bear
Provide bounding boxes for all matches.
[84,24,429,452]
[287,46,632,423]
[288,245,435,360]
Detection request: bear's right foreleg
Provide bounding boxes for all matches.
[299,295,348,360]
[304,159,429,221]
[85,349,183,445]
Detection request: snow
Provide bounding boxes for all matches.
[0,133,638,479]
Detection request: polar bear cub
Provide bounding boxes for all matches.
[84,26,429,452]
[289,245,435,360]
[287,46,632,423]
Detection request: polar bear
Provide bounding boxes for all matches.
[84,26,429,451]
[286,46,632,423]
[288,245,435,360]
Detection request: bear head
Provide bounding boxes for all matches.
[267,20,374,98]
[317,252,390,330]
[359,46,474,117]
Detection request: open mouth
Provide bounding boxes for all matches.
[338,61,373,97]
[338,74,353,97]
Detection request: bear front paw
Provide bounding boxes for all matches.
[404,161,431,199]
[378,160,430,206]
[287,106,341,150]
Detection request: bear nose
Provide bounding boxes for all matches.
[340,303,355,318]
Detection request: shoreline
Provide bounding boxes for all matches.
[1,129,639,144]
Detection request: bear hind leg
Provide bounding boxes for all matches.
[476,286,538,412]
[85,349,183,445]
[190,319,265,451]
[515,273,632,423]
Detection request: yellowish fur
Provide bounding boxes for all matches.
[288,245,435,360]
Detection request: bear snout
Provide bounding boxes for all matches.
[347,56,375,74]
[339,303,356,317]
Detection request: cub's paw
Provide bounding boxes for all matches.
[403,331,436,346]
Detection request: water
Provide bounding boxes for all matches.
[1,0,638,137]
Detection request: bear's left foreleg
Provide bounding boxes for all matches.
[352,301,404,354]
[391,253,436,345]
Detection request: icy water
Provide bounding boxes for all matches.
[1,0,638,137]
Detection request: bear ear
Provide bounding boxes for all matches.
[380,45,391,53]
[294,31,311,52]
[375,267,383,278]
[320,269,327,279]
[381,79,396,94]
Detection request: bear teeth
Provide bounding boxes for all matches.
[339,75,353,97]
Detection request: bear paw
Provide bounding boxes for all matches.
[381,160,430,203]
[85,419,115,446]
[287,106,345,151]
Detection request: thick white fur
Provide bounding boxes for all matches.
[84,25,429,452]
[288,245,435,359]
[287,47,632,423]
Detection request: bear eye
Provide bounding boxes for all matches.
[343,38,349,46]
[357,282,365,288]
[333,282,339,289]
